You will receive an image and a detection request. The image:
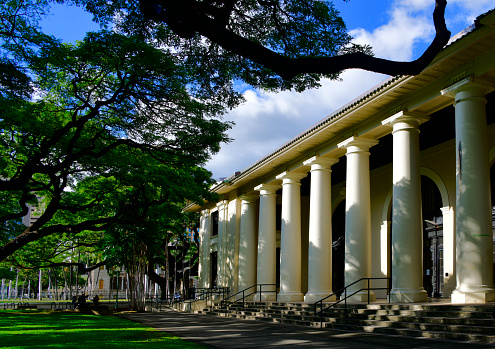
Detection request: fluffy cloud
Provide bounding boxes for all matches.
[205,1,493,180]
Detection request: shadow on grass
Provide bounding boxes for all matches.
[0,310,207,348]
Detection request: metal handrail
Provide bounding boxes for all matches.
[313,277,390,328]
[220,284,277,308]
[194,287,230,308]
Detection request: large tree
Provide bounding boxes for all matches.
[0,1,234,263]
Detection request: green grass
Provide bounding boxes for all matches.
[0,309,208,348]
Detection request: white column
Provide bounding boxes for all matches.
[199,210,211,289]
[442,78,495,303]
[338,136,377,301]
[238,194,258,296]
[383,111,429,302]
[254,184,280,301]
[304,156,339,303]
[276,171,307,302]
[217,201,228,288]
[441,206,455,298]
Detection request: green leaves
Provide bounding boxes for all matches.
[0,3,232,264]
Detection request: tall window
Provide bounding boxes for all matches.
[99,279,104,289]
[211,211,219,236]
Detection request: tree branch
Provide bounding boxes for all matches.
[140,0,451,79]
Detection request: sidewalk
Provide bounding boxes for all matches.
[119,309,494,348]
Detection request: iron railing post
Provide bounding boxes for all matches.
[368,278,370,304]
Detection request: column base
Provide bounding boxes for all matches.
[451,289,495,304]
[389,289,428,303]
[304,292,336,303]
[253,292,277,302]
[277,291,304,302]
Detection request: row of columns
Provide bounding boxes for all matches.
[202,78,494,303]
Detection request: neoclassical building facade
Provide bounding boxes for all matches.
[188,9,495,304]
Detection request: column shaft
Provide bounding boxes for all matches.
[217,201,228,288]
[238,195,258,297]
[383,112,428,302]
[304,157,338,303]
[443,79,495,303]
[276,171,307,302]
[338,137,377,301]
[254,184,280,301]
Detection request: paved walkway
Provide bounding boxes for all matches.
[119,309,494,348]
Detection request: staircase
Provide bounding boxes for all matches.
[196,301,495,344]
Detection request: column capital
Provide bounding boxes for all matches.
[254,183,280,194]
[275,171,307,183]
[382,111,429,130]
[303,156,339,170]
[216,200,228,209]
[239,194,258,203]
[441,77,489,99]
[338,136,378,154]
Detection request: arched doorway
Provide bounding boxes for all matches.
[421,175,443,297]
[332,200,345,295]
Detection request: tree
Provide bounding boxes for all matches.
[73,0,450,87]
[0,1,235,263]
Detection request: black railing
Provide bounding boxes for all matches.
[195,287,229,308]
[144,287,230,311]
[220,284,277,308]
[1,302,28,309]
[314,277,390,328]
[50,302,75,310]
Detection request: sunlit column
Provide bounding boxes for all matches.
[199,210,211,289]
[276,171,307,302]
[304,156,338,303]
[441,206,455,298]
[338,136,377,301]
[442,78,495,303]
[382,111,429,302]
[254,184,280,301]
[237,194,258,297]
[216,200,228,288]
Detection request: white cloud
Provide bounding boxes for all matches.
[206,70,385,179]
[350,7,432,61]
[204,1,494,180]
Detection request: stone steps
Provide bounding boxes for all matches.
[194,301,495,344]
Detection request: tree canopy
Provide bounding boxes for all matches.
[68,0,450,87]
[0,1,233,265]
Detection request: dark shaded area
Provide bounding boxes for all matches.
[421,175,444,297]
[332,200,346,296]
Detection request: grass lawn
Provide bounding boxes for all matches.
[0,309,208,348]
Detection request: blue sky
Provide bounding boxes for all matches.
[40,1,495,180]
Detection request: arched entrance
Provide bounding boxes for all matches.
[421,175,444,297]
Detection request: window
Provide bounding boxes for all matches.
[211,211,219,236]
[99,279,104,289]
[100,265,105,270]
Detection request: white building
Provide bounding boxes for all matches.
[187,9,495,304]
